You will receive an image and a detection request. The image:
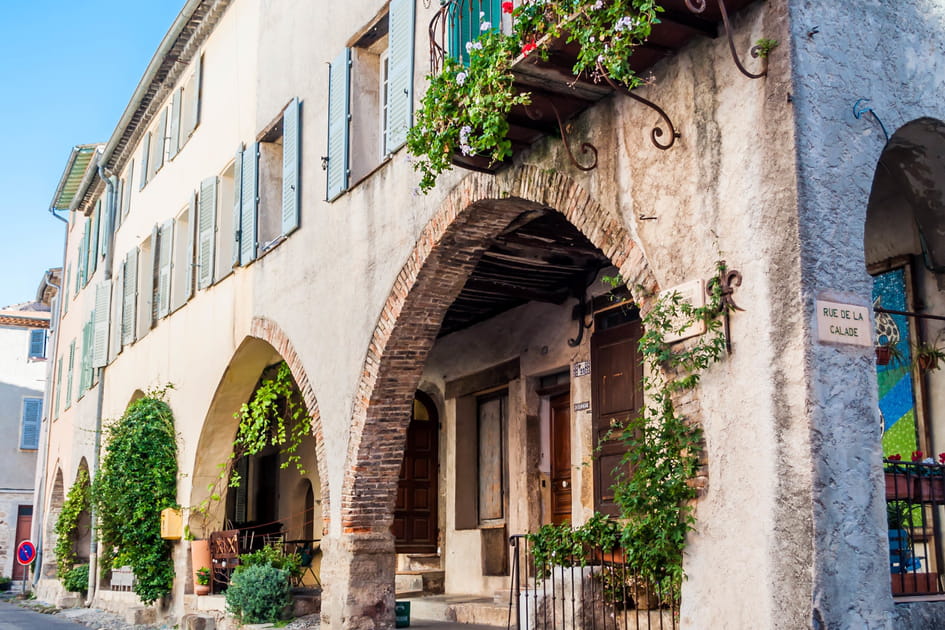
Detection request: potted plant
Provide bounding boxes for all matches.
[884,455,913,501]
[913,339,945,372]
[195,567,211,596]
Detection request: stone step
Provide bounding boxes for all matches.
[401,594,509,627]
[395,570,445,596]
[405,553,442,572]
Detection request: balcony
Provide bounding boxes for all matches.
[884,459,945,597]
[428,0,765,174]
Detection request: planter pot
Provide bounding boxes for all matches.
[876,346,892,366]
[195,583,210,596]
[891,571,939,595]
[914,476,945,503]
[885,470,913,501]
[191,539,212,595]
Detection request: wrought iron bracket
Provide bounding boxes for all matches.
[525,93,599,171]
[853,98,890,142]
[568,286,594,347]
[706,265,744,354]
[598,67,680,150]
[686,0,767,79]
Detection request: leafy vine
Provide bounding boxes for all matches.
[92,386,178,605]
[54,467,90,578]
[407,0,663,192]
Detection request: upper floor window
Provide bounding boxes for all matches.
[28,329,46,360]
[20,397,41,450]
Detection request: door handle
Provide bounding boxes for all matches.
[562,480,569,488]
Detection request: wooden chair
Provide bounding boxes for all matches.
[209,529,240,593]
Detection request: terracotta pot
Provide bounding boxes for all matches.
[876,346,892,366]
[191,539,212,595]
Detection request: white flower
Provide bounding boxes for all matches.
[456,71,467,86]
[593,0,604,8]
[481,21,491,31]
[615,16,635,32]
[480,10,485,18]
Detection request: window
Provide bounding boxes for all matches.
[326,0,414,199]
[139,132,151,190]
[65,339,75,408]
[121,160,134,222]
[28,329,46,360]
[171,201,195,309]
[63,265,70,315]
[55,357,63,416]
[148,108,168,181]
[180,54,203,147]
[121,249,138,348]
[136,236,153,340]
[153,221,173,322]
[233,98,301,265]
[216,163,236,280]
[20,398,41,450]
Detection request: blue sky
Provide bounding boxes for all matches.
[0,1,184,309]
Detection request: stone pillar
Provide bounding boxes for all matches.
[320,532,396,630]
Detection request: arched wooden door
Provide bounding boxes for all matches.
[393,392,439,553]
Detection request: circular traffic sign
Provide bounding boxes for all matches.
[16,540,35,566]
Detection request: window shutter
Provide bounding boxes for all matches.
[20,398,41,450]
[55,358,63,416]
[66,340,75,408]
[103,177,117,258]
[157,220,173,319]
[110,273,123,363]
[387,0,415,152]
[232,148,243,268]
[186,192,197,298]
[169,88,182,159]
[198,177,218,288]
[92,281,111,368]
[89,202,100,277]
[139,133,151,189]
[116,179,125,228]
[282,98,301,236]
[193,54,203,132]
[64,266,70,313]
[83,317,93,392]
[121,249,138,347]
[239,143,259,265]
[28,329,46,359]
[123,160,134,218]
[77,223,89,290]
[151,108,168,177]
[326,48,351,201]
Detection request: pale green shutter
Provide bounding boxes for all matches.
[169,88,182,159]
[110,273,122,363]
[78,223,89,289]
[64,265,70,314]
[326,48,351,201]
[387,0,415,152]
[282,98,301,235]
[121,250,138,347]
[89,203,100,277]
[157,220,173,319]
[198,177,217,288]
[139,133,151,189]
[152,108,168,175]
[232,148,243,268]
[55,358,63,415]
[103,177,117,258]
[239,143,259,265]
[20,398,41,450]
[65,340,74,407]
[92,282,110,368]
[186,192,197,299]
[193,54,203,131]
[123,160,134,218]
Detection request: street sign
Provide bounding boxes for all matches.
[16,540,35,566]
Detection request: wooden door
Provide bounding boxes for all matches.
[591,311,643,516]
[550,392,572,525]
[12,506,32,580]
[394,393,439,553]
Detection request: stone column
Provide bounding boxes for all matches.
[320,531,396,630]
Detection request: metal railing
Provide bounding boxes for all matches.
[509,535,678,630]
[884,459,945,596]
[429,0,504,73]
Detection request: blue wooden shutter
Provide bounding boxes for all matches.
[326,48,351,201]
[282,98,301,235]
[240,143,259,264]
[449,0,501,65]
[232,147,244,268]
[139,133,151,189]
[28,329,46,359]
[387,0,415,152]
[20,398,41,450]
[198,177,217,288]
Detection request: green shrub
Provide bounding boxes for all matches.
[225,563,291,624]
[235,543,302,580]
[61,564,89,593]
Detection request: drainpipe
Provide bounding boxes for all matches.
[83,166,116,605]
[31,268,63,589]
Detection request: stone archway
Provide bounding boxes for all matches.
[323,166,657,629]
[41,467,65,578]
[188,318,328,538]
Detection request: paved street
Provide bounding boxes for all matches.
[0,601,88,629]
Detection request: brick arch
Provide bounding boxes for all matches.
[248,317,330,526]
[342,165,658,533]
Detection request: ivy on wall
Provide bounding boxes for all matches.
[92,386,178,605]
[54,467,90,578]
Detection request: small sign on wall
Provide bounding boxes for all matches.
[573,361,591,377]
[815,299,871,347]
[574,401,590,412]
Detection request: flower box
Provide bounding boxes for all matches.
[891,571,939,595]
[885,470,913,501]
[914,475,945,503]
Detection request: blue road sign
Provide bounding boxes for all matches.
[16,540,35,566]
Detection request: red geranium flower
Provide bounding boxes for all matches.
[502,1,514,13]
[521,41,537,55]
[939,452,945,465]
[888,454,902,461]
[912,450,924,462]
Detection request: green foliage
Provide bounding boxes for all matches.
[527,513,620,579]
[54,467,90,578]
[753,38,779,58]
[235,543,302,580]
[196,566,211,586]
[408,0,662,192]
[92,388,178,605]
[225,563,291,624]
[608,262,729,601]
[61,564,89,594]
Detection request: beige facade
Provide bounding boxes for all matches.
[32,0,945,628]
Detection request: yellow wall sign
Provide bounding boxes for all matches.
[815,299,871,347]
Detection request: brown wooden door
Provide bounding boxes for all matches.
[394,393,439,553]
[12,506,32,580]
[550,392,572,525]
[591,313,643,516]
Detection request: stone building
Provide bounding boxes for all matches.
[30,0,945,628]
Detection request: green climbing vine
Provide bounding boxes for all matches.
[92,386,178,605]
[54,467,90,578]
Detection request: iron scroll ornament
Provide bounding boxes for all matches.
[706,266,743,354]
[685,0,768,80]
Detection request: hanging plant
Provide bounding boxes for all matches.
[407,0,663,192]
[54,467,91,579]
[92,385,178,605]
